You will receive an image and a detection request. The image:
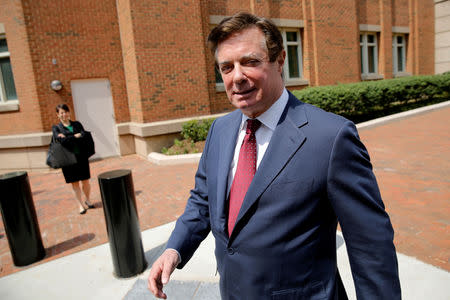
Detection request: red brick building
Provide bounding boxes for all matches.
[0,0,435,171]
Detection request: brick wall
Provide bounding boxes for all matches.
[0,0,435,137]
[304,0,360,85]
[122,0,211,123]
[392,0,409,26]
[0,0,43,134]
[359,0,381,24]
[0,0,129,134]
[408,0,435,74]
[116,0,142,123]
[414,0,434,74]
[379,0,393,79]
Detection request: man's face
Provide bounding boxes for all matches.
[216,27,285,118]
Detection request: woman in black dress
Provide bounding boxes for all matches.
[52,104,94,214]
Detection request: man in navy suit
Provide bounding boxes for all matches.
[148,12,401,299]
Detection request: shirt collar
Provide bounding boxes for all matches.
[240,88,289,131]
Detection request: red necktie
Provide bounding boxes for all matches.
[228,119,261,236]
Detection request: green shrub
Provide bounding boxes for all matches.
[181,118,215,142]
[292,73,450,122]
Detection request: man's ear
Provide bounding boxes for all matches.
[277,50,286,73]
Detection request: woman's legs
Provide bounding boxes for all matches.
[81,179,93,207]
[71,181,87,213]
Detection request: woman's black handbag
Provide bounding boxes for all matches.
[81,131,95,158]
[46,136,77,169]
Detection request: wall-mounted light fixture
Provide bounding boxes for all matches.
[50,80,63,91]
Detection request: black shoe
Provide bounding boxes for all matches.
[79,208,87,215]
[85,201,95,209]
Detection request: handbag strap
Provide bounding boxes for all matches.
[52,124,63,144]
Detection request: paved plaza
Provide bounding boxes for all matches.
[0,102,449,299]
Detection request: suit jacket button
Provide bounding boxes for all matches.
[227,248,235,255]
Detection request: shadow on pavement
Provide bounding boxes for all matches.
[45,233,96,258]
[144,242,167,271]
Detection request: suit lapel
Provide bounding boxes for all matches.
[216,111,242,234]
[231,94,308,238]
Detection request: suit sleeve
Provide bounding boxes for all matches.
[327,121,401,299]
[165,121,215,268]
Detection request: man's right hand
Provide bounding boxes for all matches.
[147,249,180,299]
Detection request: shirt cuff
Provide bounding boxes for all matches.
[166,248,182,265]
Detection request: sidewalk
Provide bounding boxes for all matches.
[0,101,449,299]
[0,222,449,300]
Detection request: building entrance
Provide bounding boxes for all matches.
[71,79,118,159]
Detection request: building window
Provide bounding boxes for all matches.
[392,34,406,74]
[360,33,378,76]
[215,67,223,83]
[0,36,18,104]
[280,29,302,81]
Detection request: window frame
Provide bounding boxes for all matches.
[360,32,379,78]
[0,33,19,109]
[280,28,303,84]
[392,34,406,75]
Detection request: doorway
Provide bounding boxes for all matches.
[71,79,118,159]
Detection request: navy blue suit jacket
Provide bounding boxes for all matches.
[167,92,401,299]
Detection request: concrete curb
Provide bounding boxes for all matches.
[147,100,450,165]
[357,100,450,130]
[147,152,202,165]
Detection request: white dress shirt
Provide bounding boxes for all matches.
[227,88,289,195]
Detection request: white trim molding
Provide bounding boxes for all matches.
[0,100,19,112]
[117,112,228,138]
[359,24,381,32]
[361,73,384,81]
[392,26,410,34]
[285,79,309,86]
[394,72,412,78]
[0,113,229,149]
[271,18,304,28]
[0,132,52,149]
[209,15,225,25]
[215,82,225,92]
[359,24,409,34]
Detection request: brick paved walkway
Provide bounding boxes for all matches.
[0,105,449,277]
[358,106,450,271]
[0,155,197,277]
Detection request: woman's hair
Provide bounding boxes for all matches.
[56,103,70,113]
[207,12,284,63]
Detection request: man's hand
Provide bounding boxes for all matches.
[148,249,180,299]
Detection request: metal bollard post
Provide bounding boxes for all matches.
[0,171,45,266]
[98,169,147,278]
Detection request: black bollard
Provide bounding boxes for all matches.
[98,169,147,278]
[0,171,45,266]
